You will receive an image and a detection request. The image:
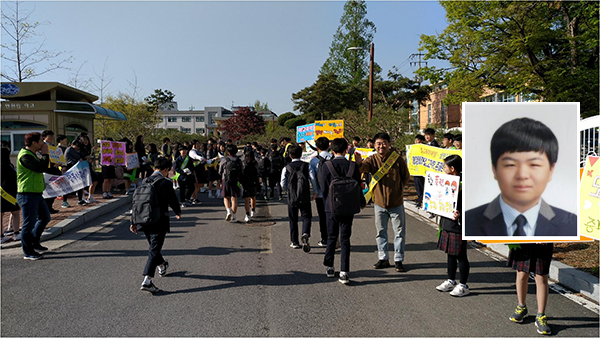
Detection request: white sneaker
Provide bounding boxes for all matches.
[225,212,232,221]
[200,187,207,193]
[231,214,237,222]
[449,284,470,297]
[244,214,250,223]
[436,280,456,292]
[250,210,255,218]
[86,197,98,203]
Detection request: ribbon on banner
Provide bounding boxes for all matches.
[1,187,17,205]
[363,151,400,203]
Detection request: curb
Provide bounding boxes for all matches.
[403,201,600,302]
[1,195,132,250]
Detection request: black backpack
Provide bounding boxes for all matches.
[286,163,310,208]
[224,157,242,186]
[315,154,327,191]
[270,152,283,173]
[257,157,270,176]
[325,161,362,217]
[131,175,162,229]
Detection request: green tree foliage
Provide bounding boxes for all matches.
[1,1,73,82]
[292,73,361,121]
[320,0,376,86]
[253,99,270,112]
[144,129,206,147]
[243,121,295,146]
[144,89,176,113]
[94,93,160,140]
[284,116,307,130]
[219,107,266,142]
[418,1,599,118]
[277,112,297,126]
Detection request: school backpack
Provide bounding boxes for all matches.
[131,175,163,229]
[315,154,327,191]
[325,161,362,217]
[287,162,311,208]
[257,157,270,176]
[224,156,242,186]
[269,151,283,173]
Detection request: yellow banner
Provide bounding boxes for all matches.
[364,151,400,203]
[405,144,462,176]
[580,156,600,240]
[1,187,17,205]
[48,144,66,165]
[314,120,344,140]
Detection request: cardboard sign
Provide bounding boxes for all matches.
[406,144,462,176]
[125,153,139,169]
[423,171,460,219]
[314,120,344,140]
[47,144,66,165]
[100,141,126,166]
[580,156,600,240]
[296,123,315,143]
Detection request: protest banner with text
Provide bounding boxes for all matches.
[42,161,92,198]
[314,120,344,140]
[406,144,462,176]
[100,141,126,166]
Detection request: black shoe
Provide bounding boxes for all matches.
[77,200,88,205]
[301,233,311,253]
[373,260,391,269]
[140,282,160,293]
[326,266,335,278]
[395,261,406,272]
[33,244,48,252]
[158,260,169,277]
[24,252,43,260]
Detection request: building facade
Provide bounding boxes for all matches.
[155,102,233,136]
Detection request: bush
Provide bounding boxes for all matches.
[277,112,297,126]
[284,116,307,130]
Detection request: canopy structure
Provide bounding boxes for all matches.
[55,101,127,121]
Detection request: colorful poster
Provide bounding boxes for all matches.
[423,171,460,219]
[353,147,376,161]
[42,161,92,198]
[314,120,344,140]
[47,144,66,165]
[125,153,139,169]
[296,123,315,143]
[100,141,126,166]
[301,150,317,163]
[406,144,462,176]
[580,156,600,240]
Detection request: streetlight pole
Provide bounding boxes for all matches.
[348,42,375,122]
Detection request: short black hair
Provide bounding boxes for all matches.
[315,137,330,151]
[353,136,361,142]
[154,157,172,170]
[443,133,454,142]
[270,138,278,144]
[288,144,302,159]
[490,117,559,168]
[41,130,54,138]
[331,138,348,154]
[424,128,435,136]
[179,145,189,151]
[415,135,426,142]
[260,147,268,155]
[373,132,391,143]
[163,137,170,143]
[454,134,462,142]
[366,139,374,144]
[226,144,238,155]
[270,144,278,151]
[56,135,67,143]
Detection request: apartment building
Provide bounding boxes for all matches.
[155,102,233,136]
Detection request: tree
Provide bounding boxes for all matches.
[144,89,176,113]
[95,93,160,140]
[253,99,270,112]
[219,107,266,142]
[277,112,297,126]
[1,1,72,82]
[320,0,376,86]
[292,73,361,121]
[418,1,599,118]
[284,116,307,130]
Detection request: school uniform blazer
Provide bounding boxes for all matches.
[320,157,366,214]
[464,196,577,237]
[143,173,181,234]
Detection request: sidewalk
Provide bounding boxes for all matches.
[403,201,600,303]
[2,191,598,302]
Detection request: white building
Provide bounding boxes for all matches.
[155,102,233,136]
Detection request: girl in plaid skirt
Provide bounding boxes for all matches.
[435,155,470,297]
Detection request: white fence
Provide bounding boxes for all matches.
[580,115,599,167]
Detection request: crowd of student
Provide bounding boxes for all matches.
[3,125,556,335]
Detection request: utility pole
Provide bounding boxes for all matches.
[368,42,374,122]
[409,53,428,132]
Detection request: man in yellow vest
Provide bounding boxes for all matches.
[356,132,410,273]
[16,132,51,260]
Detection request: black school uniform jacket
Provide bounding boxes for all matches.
[143,173,181,234]
[440,190,462,234]
[319,156,366,214]
[465,195,577,237]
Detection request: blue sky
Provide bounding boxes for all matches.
[3,1,449,114]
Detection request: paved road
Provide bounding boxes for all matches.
[2,194,599,336]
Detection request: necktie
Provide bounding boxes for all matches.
[513,214,527,236]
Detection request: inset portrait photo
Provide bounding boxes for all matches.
[462,102,579,241]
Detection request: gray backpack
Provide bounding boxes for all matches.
[131,175,162,230]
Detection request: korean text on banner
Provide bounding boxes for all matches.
[125,153,140,169]
[423,171,460,219]
[42,161,92,198]
[47,144,66,165]
[580,156,600,240]
[314,120,344,140]
[296,123,315,143]
[353,147,376,161]
[406,144,462,176]
[301,150,317,163]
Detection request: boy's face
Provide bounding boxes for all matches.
[425,134,434,142]
[454,140,462,149]
[442,138,451,147]
[492,151,555,213]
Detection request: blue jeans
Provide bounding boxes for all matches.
[374,204,406,262]
[17,193,51,255]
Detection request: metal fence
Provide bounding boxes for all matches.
[580,115,600,167]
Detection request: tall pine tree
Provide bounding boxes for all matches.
[320,0,376,86]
